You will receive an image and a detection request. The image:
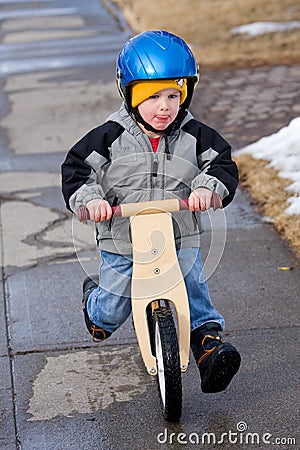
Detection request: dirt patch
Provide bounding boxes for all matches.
[112,0,300,70]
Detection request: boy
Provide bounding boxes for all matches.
[61,30,241,393]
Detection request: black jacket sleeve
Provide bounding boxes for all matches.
[183,119,239,207]
[61,121,123,211]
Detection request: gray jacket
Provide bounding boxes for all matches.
[61,103,238,254]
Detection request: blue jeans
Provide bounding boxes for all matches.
[87,248,225,333]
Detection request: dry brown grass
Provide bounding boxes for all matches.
[235,154,300,258]
[112,0,300,69]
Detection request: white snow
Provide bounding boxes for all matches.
[232,21,300,36]
[237,117,300,215]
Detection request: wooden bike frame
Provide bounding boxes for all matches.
[78,199,191,376]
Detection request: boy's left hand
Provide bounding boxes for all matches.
[188,187,222,212]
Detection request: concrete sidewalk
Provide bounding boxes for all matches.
[0,2,299,449]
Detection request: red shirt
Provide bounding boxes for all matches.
[149,137,161,153]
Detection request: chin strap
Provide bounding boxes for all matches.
[132,108,163,134]
[131,105,187,135]
[130,106,188,160]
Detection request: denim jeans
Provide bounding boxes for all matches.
[87,248,225,333]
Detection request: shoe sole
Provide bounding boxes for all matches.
[201,345,241,393]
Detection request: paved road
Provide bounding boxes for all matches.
[0,1,299,449]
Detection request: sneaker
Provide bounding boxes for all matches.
[82,275,111,342]
[191,322,241,393]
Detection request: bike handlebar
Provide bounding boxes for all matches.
[77,195,222,223]
[78,198,189,223]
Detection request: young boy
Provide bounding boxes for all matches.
[61,30,241,393]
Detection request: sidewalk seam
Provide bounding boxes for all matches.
[1,201,22,450]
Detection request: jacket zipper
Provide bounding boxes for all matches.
[151,153,158,195]
[152,158,158,178]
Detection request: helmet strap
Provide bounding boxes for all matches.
[132,108,162,134]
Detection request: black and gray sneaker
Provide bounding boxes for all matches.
[82,275,111,342]
[191,322,241,393]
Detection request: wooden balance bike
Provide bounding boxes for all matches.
[79,198,192,422]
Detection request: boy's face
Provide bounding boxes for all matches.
[137,88,181,134]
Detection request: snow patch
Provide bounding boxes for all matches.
[232,21,300,36]
[237,117,300,215]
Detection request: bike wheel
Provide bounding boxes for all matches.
[153,306,182,422]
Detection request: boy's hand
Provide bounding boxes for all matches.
[86,199,112,222]
[188,187,222,212]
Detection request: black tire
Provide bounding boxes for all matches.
[152,306,182,422]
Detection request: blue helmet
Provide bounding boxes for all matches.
[116,30,199,110]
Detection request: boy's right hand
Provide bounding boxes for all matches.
[86,199,112,222]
